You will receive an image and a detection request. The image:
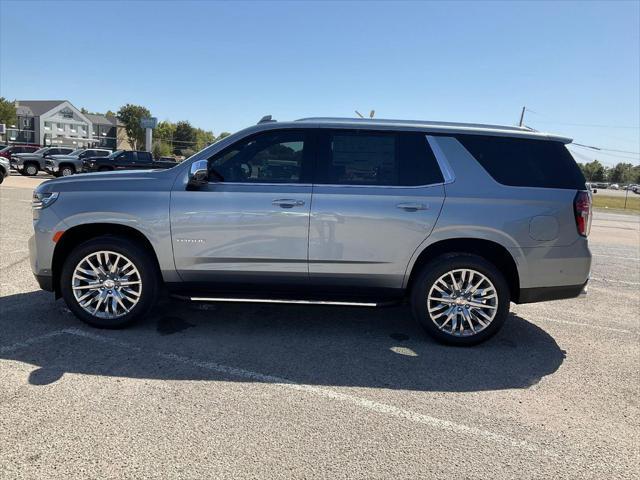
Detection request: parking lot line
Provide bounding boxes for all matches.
[1,327,543,454]
[590,277,640,286]
[536,317,636,335]
[0,329,69,354]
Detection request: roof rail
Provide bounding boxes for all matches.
[294,117,531,132]
[258,115,276,124]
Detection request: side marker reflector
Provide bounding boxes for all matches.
[52,231,65,243]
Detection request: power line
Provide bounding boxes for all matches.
[567,147,639,162]
[571,143,640,156]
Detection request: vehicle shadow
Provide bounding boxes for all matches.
[0,291,565,392]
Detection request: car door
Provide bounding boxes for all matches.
[170,129,315,287]
[115,151,135,170]
[136,151,153,169]
[309,129,446,290]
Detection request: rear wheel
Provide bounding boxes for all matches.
[411,254,510,346]
[60,236,159,328]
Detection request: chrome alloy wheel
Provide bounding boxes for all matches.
[427,269,498,337]
[71,251,142,319]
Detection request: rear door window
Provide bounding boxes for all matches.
[456,135,586,189]
[316,130,443,186]
[118,152,135,164]
[137,152,153,164]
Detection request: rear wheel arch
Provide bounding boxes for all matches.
[405,238,520,302]
[52,223,162,297]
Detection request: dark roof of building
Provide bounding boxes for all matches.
[85,113,119,126]
[16,100,66,117]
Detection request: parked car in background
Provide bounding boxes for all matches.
[12,146,74,176]
[0,144,40,160]
[29,116,591,346]
[82,150,177,172]
[609,183,620,190]
[0,156,9,184]
[45,148,111,177]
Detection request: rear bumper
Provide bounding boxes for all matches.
[517,279,588,304]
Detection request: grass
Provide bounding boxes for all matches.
[592,193,640,213]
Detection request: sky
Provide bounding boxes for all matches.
[0,0,638,166]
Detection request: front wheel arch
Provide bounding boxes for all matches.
[52,223,162,298]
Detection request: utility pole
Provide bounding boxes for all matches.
[518,106,526,127]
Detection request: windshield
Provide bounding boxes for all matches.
[108,150,124,159]
[0,146,9,153]
[34,148,49,154]
[68,149,85,156]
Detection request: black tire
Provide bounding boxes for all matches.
[60,165,75,177]
[60,235,160,328]
[23,163,39,176]
[411,254,510,346]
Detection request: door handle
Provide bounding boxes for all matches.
[272,198,305,208]
[396,202,428,211]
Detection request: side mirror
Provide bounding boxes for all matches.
[188,159,209,187]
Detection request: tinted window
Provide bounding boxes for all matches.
[118,152,135,163]
[137,152,152,163]
[209,130,310,183]
[456,135,586,190]
[317,130,443,186]
[96,150,110,157]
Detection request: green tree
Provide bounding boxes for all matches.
[607,162,635,184]
[194,127,215,150]
[173,120,196,155]
[152,141,173,159]
[582,160,606,182]
[0,97,17,128]
[216,132,231,142]
[117,104,151,150]
[155,120,176,146]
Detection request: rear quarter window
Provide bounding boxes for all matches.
[456,135,586,190]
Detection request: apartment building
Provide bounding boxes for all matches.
[6,100,129,150]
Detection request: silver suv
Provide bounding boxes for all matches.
[29,117,592,345]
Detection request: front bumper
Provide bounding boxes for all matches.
[35,274,54,292]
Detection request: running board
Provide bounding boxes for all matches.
[179,296,380,307]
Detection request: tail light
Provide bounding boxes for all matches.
[574,190,592,237]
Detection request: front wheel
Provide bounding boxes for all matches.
[23,163,39,176]
[60,236,159,328]
[60,166,74,177]
[411,254,510,346]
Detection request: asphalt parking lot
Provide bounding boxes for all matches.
[1,174,638,479]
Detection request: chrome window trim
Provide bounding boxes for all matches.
[311,182,444,190]
[205,181,444,190]
[426,135,456,184]
[206,181,313,187]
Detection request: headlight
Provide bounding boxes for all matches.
[32,191,59,210]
